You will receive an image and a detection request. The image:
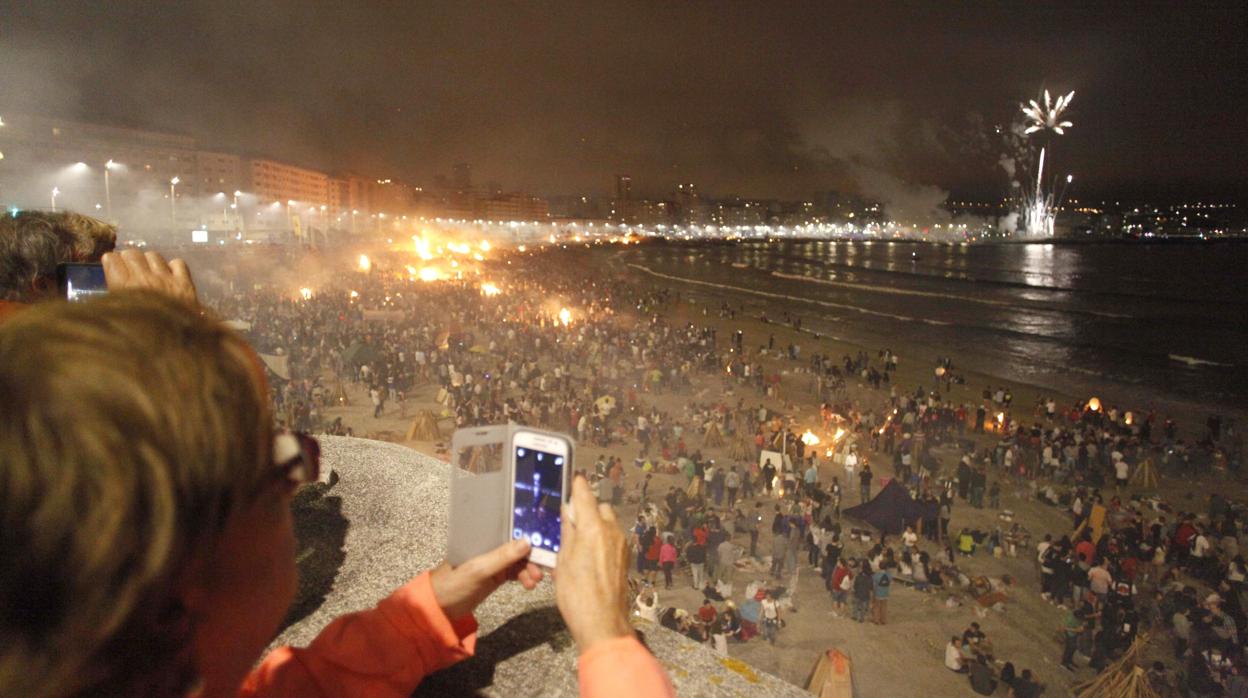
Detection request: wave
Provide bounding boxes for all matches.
[769,271,1136,320]
[1169,354,1234,368]
[627,264,952,326]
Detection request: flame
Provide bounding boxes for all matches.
[800,430,820,446]
[299,287,312,300]
[358,254,371,272]
[1087,397,1102,412]
[412,236,433,260]
[349,290,359,299]
[996,412,1005,423]
[833,427,846,442]
[558,308,572,326]
[472,252,484,261]
[418,267,442,282]
[518,245,527,252]
[479,240,491,252]
[1124,411,1133,426]
[481,282,501,296]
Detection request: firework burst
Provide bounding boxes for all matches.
[1022,89,1075,135]
[1015,89,1075,237]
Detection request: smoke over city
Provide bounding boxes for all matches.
[3,3,1244,209]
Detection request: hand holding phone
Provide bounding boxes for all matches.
[554,476,634,652]
[101,249,198,305]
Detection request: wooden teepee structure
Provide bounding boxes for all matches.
[1131,458,1159,489]
[1073,634,1161,698]
[729,437,753,461]
[406,409,442,441]
[703,422,725,448]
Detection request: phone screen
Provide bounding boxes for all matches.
[512,445,565,554]
[61,264,107,302]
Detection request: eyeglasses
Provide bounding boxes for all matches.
[273,431,321,486]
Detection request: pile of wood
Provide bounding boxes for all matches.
[1074,634,1161,698]
[703,422,725,448]
[729,438,753,460]
[406,410,442,441]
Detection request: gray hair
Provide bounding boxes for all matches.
[0,211,117,303]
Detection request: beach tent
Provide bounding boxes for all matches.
[842,481,923,535]
[805,648,855,698]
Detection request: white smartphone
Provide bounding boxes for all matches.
[509,429,570,568]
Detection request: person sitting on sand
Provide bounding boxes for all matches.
[945,635,966,673]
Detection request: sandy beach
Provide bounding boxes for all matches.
[300,247,1245,696]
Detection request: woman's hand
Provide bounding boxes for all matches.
[430,539,544,622]
[555,476,634,652]
[102,249,198,306]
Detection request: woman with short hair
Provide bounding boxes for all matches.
[0,291,672,698]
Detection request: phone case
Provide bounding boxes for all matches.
[447,424,574,566]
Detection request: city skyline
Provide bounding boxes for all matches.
[1,3,1244,210]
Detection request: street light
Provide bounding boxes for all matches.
[170,176,180,225]
[104,160,119,222]
[233,190,245,233]
[51,186,60,212]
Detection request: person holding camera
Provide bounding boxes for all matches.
[0,290,672,698]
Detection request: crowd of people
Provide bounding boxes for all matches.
[5,209,1247,696]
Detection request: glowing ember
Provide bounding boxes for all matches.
[1087,397,1102,412]
[800,430,820,446]
[358,254,371,272]
[481,282,501,296]
[558,308,572,326]
[299,287,312,300]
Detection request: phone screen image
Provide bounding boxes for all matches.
[63,264,107,302]
[511,446,565,555]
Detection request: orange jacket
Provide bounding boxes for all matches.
[240,571,674,697]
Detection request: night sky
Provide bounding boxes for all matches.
[2,2,1244,204]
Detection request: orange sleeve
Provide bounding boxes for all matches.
[577,635,674,698]
[239,571,476,697]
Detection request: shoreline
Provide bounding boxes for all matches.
[610,251,1245,438]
